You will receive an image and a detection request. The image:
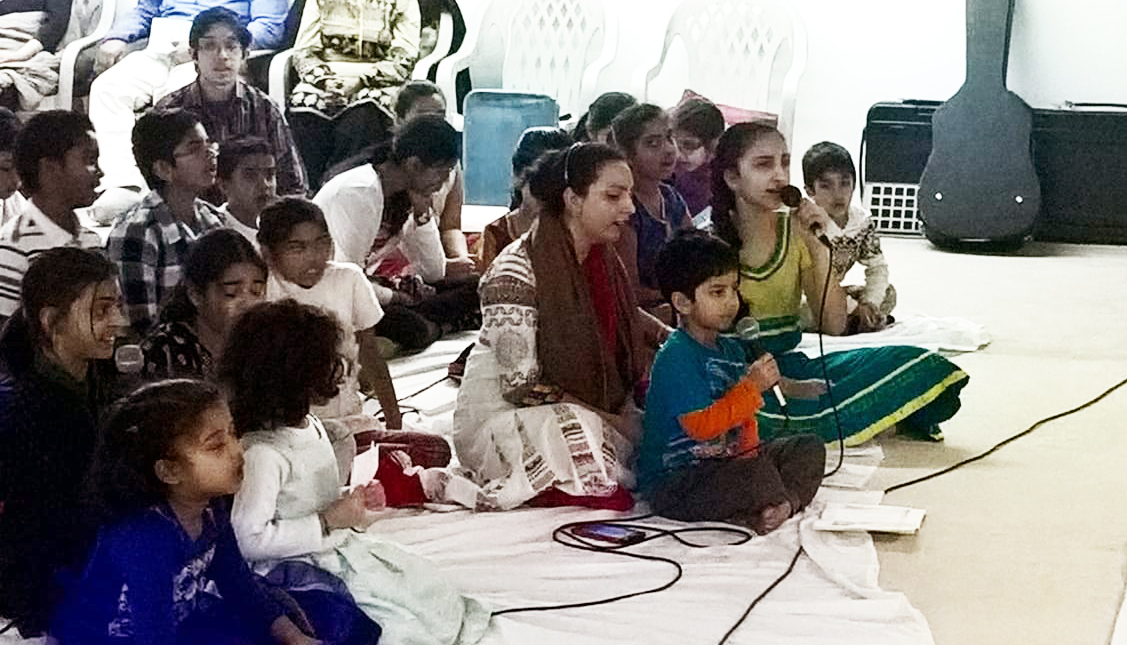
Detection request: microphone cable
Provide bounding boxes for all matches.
[491,513,754,617]
[491,512,807,645]
[884,373,1127,494]
[816,241,846,478]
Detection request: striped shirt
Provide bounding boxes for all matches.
[106,190,224,337]
[0,200,103,317]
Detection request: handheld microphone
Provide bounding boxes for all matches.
[779,185,831,248]
[114,344,144,374]
[734,317,786,407]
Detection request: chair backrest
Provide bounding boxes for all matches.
[462,90,559,206]
[58,0,108,50]
[647,0,807,142]
[499,0,614,120]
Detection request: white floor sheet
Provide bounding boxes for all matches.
[2,332,939,645]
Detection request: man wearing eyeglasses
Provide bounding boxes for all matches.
[89,0,288,208]
[107,108,225,337]
[157,8,306,199]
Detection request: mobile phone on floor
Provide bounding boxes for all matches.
[571,523,646,545]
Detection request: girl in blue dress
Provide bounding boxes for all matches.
[52,379,379,644]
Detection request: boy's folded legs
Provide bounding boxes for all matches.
[650,435,825,531]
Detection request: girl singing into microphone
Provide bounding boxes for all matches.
[710,123,968,444]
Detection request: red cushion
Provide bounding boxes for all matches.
[526,485,635,511]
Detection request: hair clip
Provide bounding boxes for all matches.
[562,142,583,188]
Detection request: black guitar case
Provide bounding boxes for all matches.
[917,0,1040,249]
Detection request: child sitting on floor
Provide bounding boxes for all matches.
[107,108,225,337]
[671,96,725,219]
[217,137,279,250]
[802,141,896,334]
[51,379,362,645]
[222,300,490,645]
[639,231,825,534]
[256,196,450,473]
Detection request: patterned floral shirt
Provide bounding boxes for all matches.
[140,320,214,380]
[827,204,891,307]
[289,0,420,113]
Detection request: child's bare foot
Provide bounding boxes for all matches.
[753,500,793,534]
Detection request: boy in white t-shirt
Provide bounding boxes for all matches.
[217,137,278,250]
[257,197,451,469]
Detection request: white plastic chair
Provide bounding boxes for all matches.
[643,0,807,143]
[434,0,616,124]
[269,5,455,107]
[52,0,136,110]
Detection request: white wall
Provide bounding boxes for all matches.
[454,0,1126,181]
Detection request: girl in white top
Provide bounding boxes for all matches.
[222,300,489,645]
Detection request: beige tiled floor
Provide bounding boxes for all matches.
[863,236,1127,644]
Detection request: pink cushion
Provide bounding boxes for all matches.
[678,89,778,128]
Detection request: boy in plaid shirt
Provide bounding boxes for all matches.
[107,108,224,337]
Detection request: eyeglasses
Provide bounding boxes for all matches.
[174,140,219,159]
[197,38,244,55]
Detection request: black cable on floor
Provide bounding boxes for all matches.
[884,374,1127,494]
[717,544,805,645]
[491,514,753,617]
[396,374,451,402]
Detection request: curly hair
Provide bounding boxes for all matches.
[85,379,225,525]
[218,299,343,435]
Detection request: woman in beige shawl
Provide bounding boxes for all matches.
[453,143,669,510]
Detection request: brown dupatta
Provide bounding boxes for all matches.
[527,213,644,414]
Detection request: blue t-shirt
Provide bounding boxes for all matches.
[638,329,751,493]
[631,183,690,291]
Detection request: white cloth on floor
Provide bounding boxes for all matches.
[798,313,990,354]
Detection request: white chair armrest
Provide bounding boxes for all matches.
[247,48,276,61]
[268,47,295,107]
[412,10,453,80]
[57,0,123,110]
[641,40,673,104]
[435,8,485,118]
[57,36,105,110]
[576,8,618,118]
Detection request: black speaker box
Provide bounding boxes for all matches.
[862,101,1127,244]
